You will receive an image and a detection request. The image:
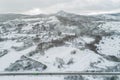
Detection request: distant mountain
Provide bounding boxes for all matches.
[1,11,120,23]
[55,10,120,21]
[0,13,28,22]
[109,13,120,16]
[91,12,120,21]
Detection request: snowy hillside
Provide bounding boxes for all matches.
[0,11,120,80]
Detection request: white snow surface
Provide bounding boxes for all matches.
[100,22,120,32]
[31,46,110,72]
[0,75,63,80]
[97,35,120,57]
[0,40,36,71]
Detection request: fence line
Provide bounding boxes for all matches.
[0,72,120,76]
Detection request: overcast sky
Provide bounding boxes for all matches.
[0,0,120,15]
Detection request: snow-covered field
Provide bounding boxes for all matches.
[0,75,120,80]
[0,40,36,71]
[0,75,64,80]
[97,35,120,57]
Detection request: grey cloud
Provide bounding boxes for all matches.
[45,0,120,14]
[0,0,70,13]
[0,0,120,14]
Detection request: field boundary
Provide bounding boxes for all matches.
[0,72,120,76]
